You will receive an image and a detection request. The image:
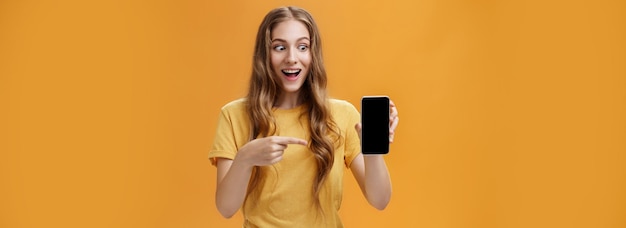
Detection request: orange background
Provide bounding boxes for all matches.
[1,0,625,227]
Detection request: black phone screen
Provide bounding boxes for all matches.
[361,96,390,154]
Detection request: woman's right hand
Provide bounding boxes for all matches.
[235,136,307,167]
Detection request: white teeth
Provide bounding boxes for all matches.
[283,69,300,73]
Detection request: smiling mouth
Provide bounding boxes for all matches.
[281,69,301,78]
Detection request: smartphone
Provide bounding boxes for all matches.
[361,96,390,154]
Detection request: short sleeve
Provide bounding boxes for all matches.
[343,102,362,168]
[208,108,238,166]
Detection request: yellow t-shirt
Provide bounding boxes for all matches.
[209,98,361,227]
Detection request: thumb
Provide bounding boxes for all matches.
[355,123,362,139]
[355,123,362,131]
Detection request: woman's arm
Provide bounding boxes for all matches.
[214,136,307,218]
[215,158,253,218]
[350,154,392,210]
[350,100,398,210]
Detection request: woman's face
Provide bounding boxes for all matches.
[270,19,311,95]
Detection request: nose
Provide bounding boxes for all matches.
[286,49,297,64]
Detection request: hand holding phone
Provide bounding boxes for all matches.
[361,96,390,154]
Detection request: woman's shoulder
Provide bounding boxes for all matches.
[329,98,355,108]
[328,98,358,113]
[220,98,247,113]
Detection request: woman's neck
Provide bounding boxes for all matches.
[274,92,302,109]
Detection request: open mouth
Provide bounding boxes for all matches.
[281,69,301,79]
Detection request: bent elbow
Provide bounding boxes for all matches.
[366,193,391,210]
[216,206,237,219]
[370,198,390,211]
[215,200,237,218]
[218,210,236,219]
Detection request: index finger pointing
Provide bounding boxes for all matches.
[273,136,308,145]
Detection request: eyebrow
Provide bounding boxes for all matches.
[271,37,310,43]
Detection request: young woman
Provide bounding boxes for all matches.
[209,6,399,227]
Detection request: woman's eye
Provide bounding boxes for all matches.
[273,45,286,51]
[298,45,308,51]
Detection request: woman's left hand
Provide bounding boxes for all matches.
[388,100,399,143]
[355,99,399,143]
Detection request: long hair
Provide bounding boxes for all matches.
[245,6,341,211]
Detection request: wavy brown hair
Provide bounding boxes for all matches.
[245,6,340,211]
